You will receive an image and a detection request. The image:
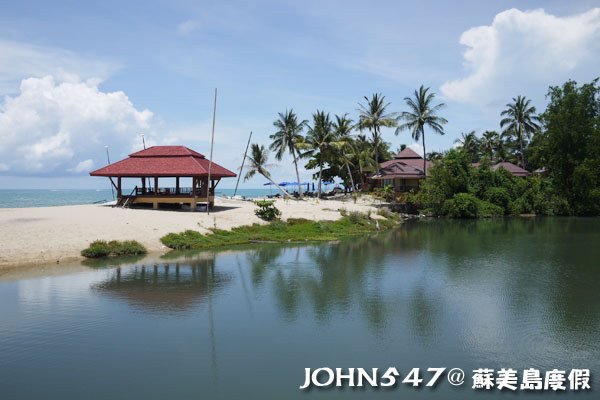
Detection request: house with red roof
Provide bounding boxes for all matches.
[472,161,530,177]
[90,146,236,210]
[368,148,430,193]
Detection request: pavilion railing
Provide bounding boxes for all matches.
[134,187,214,196]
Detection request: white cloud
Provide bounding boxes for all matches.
[70,159,95,173]
[441,8,600,107]
[0,75,153,176]
[177,19,201,36]
[407,143,424,157]
[0,163,9,172]
[0,39,118,95]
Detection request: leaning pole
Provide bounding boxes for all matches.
[233,131,252,197]
[207,88,217,215]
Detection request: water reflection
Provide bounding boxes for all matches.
[93,253,231,313]
[1,218,599,399]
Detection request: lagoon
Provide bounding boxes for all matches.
[0,218,598,399]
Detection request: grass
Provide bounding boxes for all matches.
[81,240,147,258]
[160,213,399,250]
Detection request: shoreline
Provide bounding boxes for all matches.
[0,196,381,272]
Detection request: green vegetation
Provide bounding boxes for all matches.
[81,240,147,258]
[409,149,569,217]
[397,85,448,176]
[253,199,281,221]
[160,213,398,250]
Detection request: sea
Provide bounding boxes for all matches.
[0,188,273,208]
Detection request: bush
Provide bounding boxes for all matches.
[444,193,479,218]
[485,187,511,212]
[254,200,281,221]
[81,240,147,258]
[476,199,504,218]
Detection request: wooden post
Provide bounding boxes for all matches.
[117,177,122,198]
[176,177,180,195]
[154,176,158,195]
[141,177,146,194]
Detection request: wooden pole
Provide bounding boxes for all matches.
[207,88,217,215]
[233,131,252,197]
[105,146,114,200]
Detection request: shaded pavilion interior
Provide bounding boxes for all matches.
[90,146,236,210]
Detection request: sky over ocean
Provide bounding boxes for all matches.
[1,0,599,189]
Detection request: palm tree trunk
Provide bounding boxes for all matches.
[317,161,323,198]
[518,124,526,170]
[422,129,427,177]
[345,162,355,193]
[265,174,290,197]
[373,128,380,174]
[292,149,303,199]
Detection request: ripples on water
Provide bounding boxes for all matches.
[0,218,598,399]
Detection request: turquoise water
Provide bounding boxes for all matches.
[0,188,272,208]
[0,218,598,399]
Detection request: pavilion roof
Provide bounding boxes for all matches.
[89,146,236,178]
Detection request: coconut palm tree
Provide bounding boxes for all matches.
[480,130,500,161]
[354,135,377,187]
[333,114,356,192]
[454,131,480,162]
[397,85,448,176]
[356,93,398,174]
[301,111,338,198]
[500,95,540,170]
[244,143,290,197]
[270,110,307,199]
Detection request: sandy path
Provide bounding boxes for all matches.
[0,197,379,269]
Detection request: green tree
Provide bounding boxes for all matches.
[333,114,356,191]
[454,131,480,162]
[270,110,307,199]
[480,130,500,161]
[397,85,448,176]
[244,143,291,197]
[357,93,398,173]
[540,79,600,215]
[302,111,340,198]
[500,95,540,170]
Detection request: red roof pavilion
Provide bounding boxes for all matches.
[90,146,236,210]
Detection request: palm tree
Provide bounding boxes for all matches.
[270,110,307,199]
[301,111,338,198]
[333,114,356,192]
[480,130,500,161]
[356,93,398,174]
[354,135,377,187]
[500,95,540,170]
[454,130,480,162]
[397,85,448,176]
[244,143,290,197]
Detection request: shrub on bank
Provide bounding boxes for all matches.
[254,200,281,221]
[81,240,147,258]
[160,212,398,250]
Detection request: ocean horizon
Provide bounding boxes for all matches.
[0,188,275,208]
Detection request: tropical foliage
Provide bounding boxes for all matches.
[397,85,448,175]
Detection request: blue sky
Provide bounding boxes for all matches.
[1,0,599,188]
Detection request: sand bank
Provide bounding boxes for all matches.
[0,196,380,271]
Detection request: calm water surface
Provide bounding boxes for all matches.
[0,218,599,399]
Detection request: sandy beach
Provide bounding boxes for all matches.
[0,196,380,270]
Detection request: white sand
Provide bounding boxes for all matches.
[0,196,380,270]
